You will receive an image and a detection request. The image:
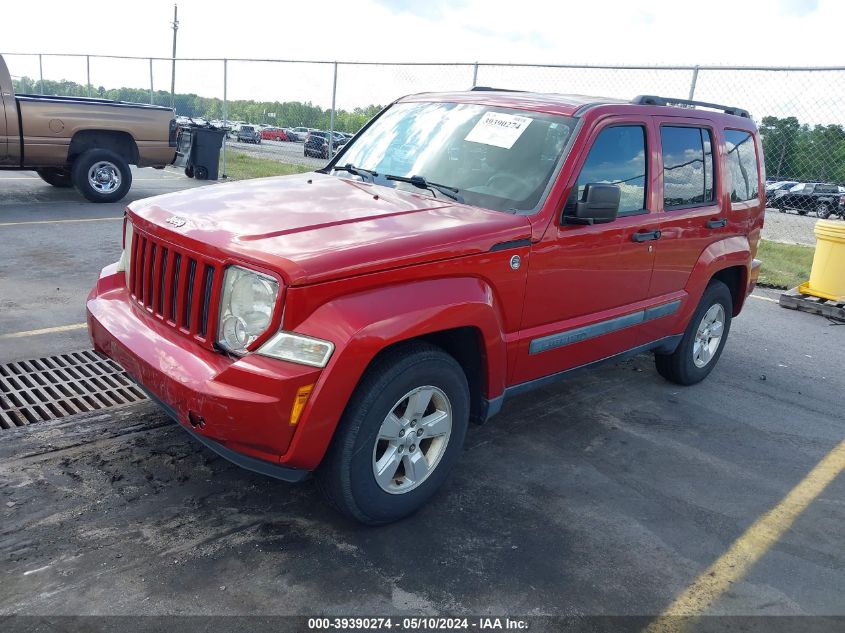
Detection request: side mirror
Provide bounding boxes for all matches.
[563,183,621,225]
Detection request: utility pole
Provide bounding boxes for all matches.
[170,3,179,110]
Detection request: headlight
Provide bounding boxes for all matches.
[116,219,134,288]
[217,266,279,353]
[257,331,334,368]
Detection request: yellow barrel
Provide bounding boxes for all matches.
[800,220,845,302]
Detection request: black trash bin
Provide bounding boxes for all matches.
[173,124,226,180]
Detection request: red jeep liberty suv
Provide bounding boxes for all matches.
[87,90,765,524]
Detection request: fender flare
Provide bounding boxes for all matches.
[279,277,508,470]
[682,235,752,322]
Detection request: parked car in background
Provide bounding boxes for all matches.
[765,180,798,204]
[835,193,845,219]
[287,127,313,142]
[771,182,840,217]
[0,54,177,203]
[261,127,289,142]
[237,124,262,144]
[333,131,350,146]
[88,90,764,524]
[304,130,342,158]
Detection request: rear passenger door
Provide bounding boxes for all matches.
[645,120,724,304]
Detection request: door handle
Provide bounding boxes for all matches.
[632,229,662,242]
[706,218,728,229]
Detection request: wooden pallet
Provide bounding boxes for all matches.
[779,286,845,322]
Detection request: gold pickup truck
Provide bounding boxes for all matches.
[0,54,177,202]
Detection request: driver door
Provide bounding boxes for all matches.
[513,118,660,386]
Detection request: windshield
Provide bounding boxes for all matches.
[334,101,576,213]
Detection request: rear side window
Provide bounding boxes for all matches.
[725,130,760,202]
[661,126,715,209]
[575,125,647,215]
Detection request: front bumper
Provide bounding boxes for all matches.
[87,265,322,477]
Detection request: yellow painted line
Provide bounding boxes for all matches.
[749,294,779,304]
[645,438,845,632]
[0,217,121,228]
[0,323,87,340]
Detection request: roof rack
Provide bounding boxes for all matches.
[632,95,751,118]
[470,86,526,93]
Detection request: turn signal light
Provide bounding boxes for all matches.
[290,385,314,425]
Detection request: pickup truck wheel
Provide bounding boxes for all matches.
[817,203,831,219]
[72,149,132,203]
[317,342,470,525]
[655,280,732,386]
[36,167,73,188]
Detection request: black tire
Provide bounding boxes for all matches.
[36,167,73,188]
[817,203,831,219]
[317,342,470,525]
[71,149,132,203]
[655,280,733,386]
[195,166,209,180]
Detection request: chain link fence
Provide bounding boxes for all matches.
[5,53,845,185]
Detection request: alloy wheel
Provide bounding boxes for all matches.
[372,386,453,494]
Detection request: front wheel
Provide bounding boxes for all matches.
[36,167,73,188]
[71,149,132,203]
[317,342,470,525]
[655,280,733,386]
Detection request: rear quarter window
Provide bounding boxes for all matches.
[725,130,760,203]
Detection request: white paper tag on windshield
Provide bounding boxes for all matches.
[464,111,532,149]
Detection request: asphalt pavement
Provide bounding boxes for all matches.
[0,168,209,361]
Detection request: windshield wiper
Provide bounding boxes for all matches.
[332,163,377,183]
[385,174,464,203]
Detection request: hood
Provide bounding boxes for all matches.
[128,172,531,286]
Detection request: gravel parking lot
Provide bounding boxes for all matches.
[1,169,843,626]
[761,207,830,246]
[224,138,328,171]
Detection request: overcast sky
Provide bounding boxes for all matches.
[3,0,841,120]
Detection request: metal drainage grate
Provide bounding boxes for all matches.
[0,350,147,430]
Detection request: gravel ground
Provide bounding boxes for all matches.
[761,208,837,246]
[223,138,327,171]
